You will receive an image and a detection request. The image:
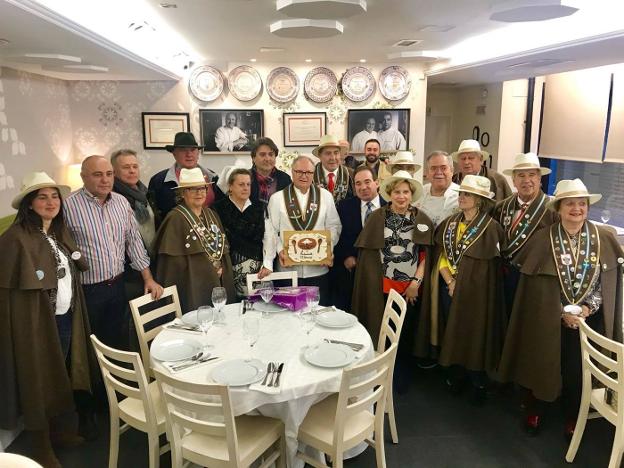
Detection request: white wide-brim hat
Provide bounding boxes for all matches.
[451,139,489,162]
[216,159,250,194]
[173,167,212,190]
[502,152,551,176]
[12,171,70,209]
[387,151,422,171]
[379,170,424,204]
[312,134,342,157]
[547,178,601,209]
[452,174,494,199]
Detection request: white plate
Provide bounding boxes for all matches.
[188,65,224,102]
[251,302,288,313]
[379,65,411,101]
[304,342,355,368]
[211,359,267,386]
[341,66,375,102]
[315,310,357,328]
[151,337,202,362]
[181,309,216,325]
[304,67,337,103]
[267,67,299,102]
[228,65,262,101]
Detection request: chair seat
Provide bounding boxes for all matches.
[298,394,375,453]
[181,415,284,466]
[119,381,166,432]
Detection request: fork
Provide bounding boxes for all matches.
[261,362,274,386]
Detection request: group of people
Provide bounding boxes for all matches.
[1,128,622,467]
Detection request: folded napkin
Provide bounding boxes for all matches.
[249,363,285,394]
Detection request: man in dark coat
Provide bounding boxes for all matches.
[312,134,354,205]
[248,137,291,209]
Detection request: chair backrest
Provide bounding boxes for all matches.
[333,343,398,450]
[246,271,298,294]
[152,368,240,465]
[578,320,624,422]
[129,285,182,376]
[377,289,407,353]
[90,334,159,430]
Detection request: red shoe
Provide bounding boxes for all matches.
[564,419,576,441]
[524,414,540,436]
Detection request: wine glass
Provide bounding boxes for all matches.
[258,281,275,319]
[212,287,227,326]
[300,310,316,344]
[196,306,214,336]
[601,209,611,225]
[242,316,260,361]
[306,286,320,313]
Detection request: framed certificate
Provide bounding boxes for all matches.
[142,112,190,150]
[283,112,327,147]
[283,230,332,266]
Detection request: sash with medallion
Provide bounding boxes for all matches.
[499,192,549,259]
[549,221,600,306]
[313,164,350,203]
[174,205,225,269]
[443,211,492,273]
[283,184,321,231]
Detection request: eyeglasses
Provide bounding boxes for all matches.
[185,187,207,193]
[293,170,314,177]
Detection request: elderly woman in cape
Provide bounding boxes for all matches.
[429,174,506,405]
[152,168,235,312]
[499,179,624,438]
[0,172,94,467]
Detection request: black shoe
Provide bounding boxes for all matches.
[470,386,487,406]
[79,411,99,442]
[416,358,438,369]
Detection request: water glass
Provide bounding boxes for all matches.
[242,315,260,361]
[306,286,320,313]
[212,287,227,326]
[300,310,316,342]
[258,281,275,318]
[196,306,214,336]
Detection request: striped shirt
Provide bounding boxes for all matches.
[64,188,150,285]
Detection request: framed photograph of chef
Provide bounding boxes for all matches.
[347,108,410,154]
[199,109,264,154]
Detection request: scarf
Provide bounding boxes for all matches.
[113,178,150,224]
[254,167,277,204]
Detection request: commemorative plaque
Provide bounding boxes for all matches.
[283,230,332,267]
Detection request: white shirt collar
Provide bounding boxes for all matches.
[322,166,338,179]
[361,195,380,209]
[229,196,252,212]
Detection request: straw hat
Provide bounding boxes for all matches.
[502,152,551,176]
[12,171,70,209]
[386,151,422,171]
[172,168,211,190]
[547,178,601,209]
[451,139,489,162]
[379,170,424,203]
[216,159,250,194]
[165,132,204,153]
[452,174,494,199]
[312,135,342,157]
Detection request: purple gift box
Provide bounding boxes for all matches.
[249,286,317,311]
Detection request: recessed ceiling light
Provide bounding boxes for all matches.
[490,0,578,22]
[359,59,366,63]
[250,58,257,62]
[159,2,178,8]
[260,47,286,53]
[415,25,455,33]
[305,59,312,62]
[392,39,423,47]
[0,38,10,46]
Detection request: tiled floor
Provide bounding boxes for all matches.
[7,366,612,467]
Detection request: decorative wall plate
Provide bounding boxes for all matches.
[304,67,338,103]
[267,67,300,102]
[188,65,224,102]
[379,66,411,101]
[228,65,263,101]
[341,66,375,102]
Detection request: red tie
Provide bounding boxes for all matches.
[328,173,335,193]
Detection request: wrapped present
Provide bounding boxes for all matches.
[249,286,317,311]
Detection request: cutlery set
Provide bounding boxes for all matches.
[167,323,201,333]
[323,338,364,351]
[170,353,219,371]
[261,362,285,387]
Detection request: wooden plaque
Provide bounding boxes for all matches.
[283,230,332,267]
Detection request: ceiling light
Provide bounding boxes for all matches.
[250,58,257,62]
[305,59,312,62]
[159,2,177,8]
[386,50,440,61]
[490,0,579,22]
[277,0,366,19]
[270,19,343,38]
[415,25,455,33]
[359,59,366,63]
[392,39,423,47]
[260,47,286,53]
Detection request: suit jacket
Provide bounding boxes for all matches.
[334,196,386,263]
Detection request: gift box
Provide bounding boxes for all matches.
[249,286,317,311]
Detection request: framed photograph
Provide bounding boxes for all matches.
[282,230,333,267]
[141,112,190,150]
[347,108,410,154]
[283,112,327,147]
[199,109,264,154]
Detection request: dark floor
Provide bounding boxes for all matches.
[7,366,613,468]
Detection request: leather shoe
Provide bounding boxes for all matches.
[564,419,576,441]
[524,414,541,436]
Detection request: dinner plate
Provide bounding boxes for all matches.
[181,309,217,325]
[228,65,262,101]
[267,66,299,102]
[341,66,375,102]
[188,65,225,102]
[211,359,267,386]
[315,310,357,328]
[304,67,338,103]
[379,65,411,101]
[251,302,288,313]
[304,342,355,368]
[151,337,202,362]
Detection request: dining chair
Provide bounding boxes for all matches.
[0,453,43,467]
[296,343,398,468]
[129,285,182,377]
[246,271,298,294]
[90,334,169,468]
[565,320,624,468]
[152,368,287,468]
[377,289,407,444]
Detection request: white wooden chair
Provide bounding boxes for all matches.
[296,343,398,468]
[90,335,169,468]
[246,271,298,294]
[129,285,182,377]
[0,453,43,467]
[377,289,408,444]
[152,368,286,468]
[566,320,624,468]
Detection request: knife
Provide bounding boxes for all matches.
[273,363,285,387]
[171,356,219,371]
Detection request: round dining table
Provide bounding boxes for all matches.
[151,303,375,468]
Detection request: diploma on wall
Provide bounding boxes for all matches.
[283,230,332,266]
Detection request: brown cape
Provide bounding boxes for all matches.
[152,206,236,312]
[351,205,434,348]
[498,224,624,401]
[0,223,93,430]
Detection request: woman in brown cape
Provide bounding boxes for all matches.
[433,174,506,405]
[352,170,434,391]
[152,167,235,313]
[499,179,624,437]
[0,172,94,467]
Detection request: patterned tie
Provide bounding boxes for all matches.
[364,201,374,223]
[327,172,335,193]
[510,202,529,233]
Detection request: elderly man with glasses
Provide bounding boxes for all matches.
[416,150,459,227]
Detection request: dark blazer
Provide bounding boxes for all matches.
[250,167,292,206]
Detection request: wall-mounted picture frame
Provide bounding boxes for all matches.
[283,112,327,147]
[347,108,410,154]
[199,109,264,154]
[141,112,190,150]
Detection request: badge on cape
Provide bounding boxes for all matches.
[36,270,44,280]
[503,215,512,226]
[560,253,572,266]
[71,251,82,260]
[417,223,429,232]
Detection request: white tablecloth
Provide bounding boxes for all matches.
[151,303,374,468]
